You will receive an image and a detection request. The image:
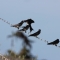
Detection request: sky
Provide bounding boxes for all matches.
[0,0,60,60]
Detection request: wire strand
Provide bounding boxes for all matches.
[0,18,60,48]
[0,18,12,26]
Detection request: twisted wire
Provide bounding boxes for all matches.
[0,18,60,48]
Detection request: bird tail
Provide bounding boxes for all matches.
[28,35,32,37]
[19,29,26,33]
[11,25,19,29]
[19,29,24,31]
[29,25,34,32]
[47,43,53,45]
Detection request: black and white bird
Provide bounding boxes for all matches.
[19,25,30,33]
[11,20,24,29]
[23,19,34,33]
[28,29,41,38]
[47,39,60,46]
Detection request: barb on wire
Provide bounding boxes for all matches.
[38,37,60,48]
[0,17,60,49]
[0,18,12,26]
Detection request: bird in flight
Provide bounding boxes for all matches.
[47,39,60,46]
[11,20,24,29]
[23,18,34,33]
[28,29,41,39]
[19,25,30,33]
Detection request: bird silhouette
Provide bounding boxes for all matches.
[11,20,24,29]
[28,29,41,38]
[47,39,60,46]
[23,18,34,25]
[19,25,30,33]
[23,18,34,33]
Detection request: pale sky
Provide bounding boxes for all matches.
[0,0,60,60]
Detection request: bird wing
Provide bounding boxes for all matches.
[23,19,34,24]
[47,41,54,45]
[28,29,41,36]
[47,40,59,45]
[19,21,24,26]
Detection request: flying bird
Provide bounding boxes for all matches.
[28,29,41,38]
[19,25,30,33]
[47,39,60,46]
[23,18,34,33]
[11,20,24,29]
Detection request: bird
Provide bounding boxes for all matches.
[47,39,60,46]
[28,29,41,38]
[11,20,24,29]
[23,18,34,25]
[23,18,34,33]
[28,24,34,33]
[19,25,30,33]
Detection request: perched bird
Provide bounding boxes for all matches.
[19,25,30,33]
[47,39,60,46]
[11,20,24,29]
[23,18,34,33]
[28,29,41,38]
[23,18,34,25]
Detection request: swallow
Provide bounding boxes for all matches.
[23,18,34,25]
[47,39,60,46]
[28,29,41,38]
[11,20,24,29]
[23,19,35,33]
[19,25,30,33]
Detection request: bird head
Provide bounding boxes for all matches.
[28,18,35,23]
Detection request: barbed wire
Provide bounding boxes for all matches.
[0,18,60,60]
[0,18,12,26]
[0,18,60,48]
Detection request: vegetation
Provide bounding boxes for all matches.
[4,31,37,60]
